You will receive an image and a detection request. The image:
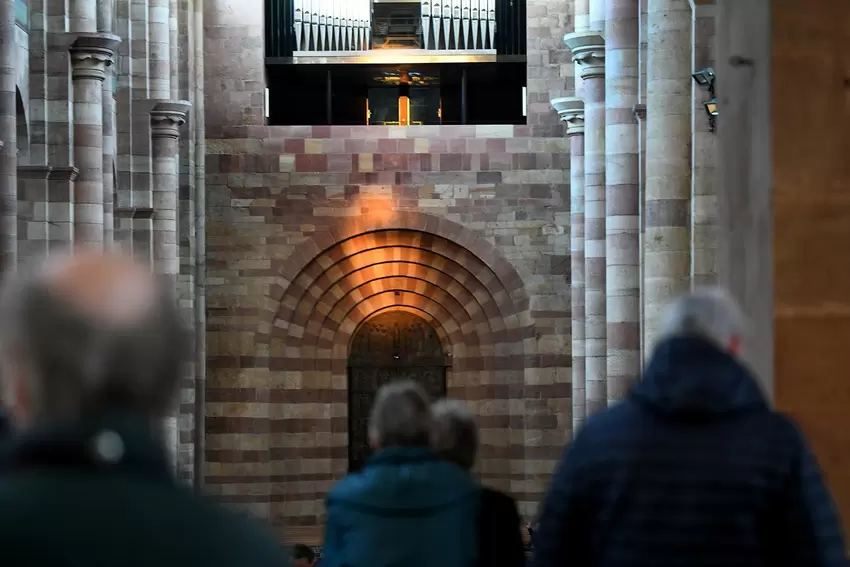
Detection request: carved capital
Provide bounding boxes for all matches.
[150,100,192,139]
[70,33,121,82]
[551,97,585,136]
[633,103,647,121]
[563,31,605,80]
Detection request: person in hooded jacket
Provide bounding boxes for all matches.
[321,380,479,567]
[533,287,847,567]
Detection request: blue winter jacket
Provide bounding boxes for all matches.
[321,446,479,567]
[533,336,848,567]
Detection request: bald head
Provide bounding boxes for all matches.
[0,252,188,426]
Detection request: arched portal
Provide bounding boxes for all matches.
[347,310,448,472]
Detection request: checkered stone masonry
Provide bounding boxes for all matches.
[201,0,577,535]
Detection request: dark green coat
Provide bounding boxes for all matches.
[0,412,289,566]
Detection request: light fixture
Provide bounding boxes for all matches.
[692,67,716,132]
[264,87,270,119]
[703,97,718,133]
[692,67,716,96]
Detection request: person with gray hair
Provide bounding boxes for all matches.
[0,251,288,567]
[322,381,480,567]
[431,399,526,567]
[534,287,846,567]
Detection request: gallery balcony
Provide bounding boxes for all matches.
[266,0,526,64]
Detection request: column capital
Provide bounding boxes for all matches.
[551,97,585,136]
[70,33,121,82]
[563,31,605,80]
[150,101,193,139]
[633,103,647,121]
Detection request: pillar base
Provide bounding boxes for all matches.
[551,97,585,136]
[150,100,193,139]
[70,33,121,81]
[564,31,605,79]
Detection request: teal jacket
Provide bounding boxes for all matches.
[322,447,480,567]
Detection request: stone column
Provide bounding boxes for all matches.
[69,33,120,249]
[150,0,171,99]
[98,0,117,248]
[605,0,640,404]
[70,0,98,32]
[150,102,189,284]
[564,29,606,418]
[0,2,16,270]
[18,165,53,258]
[150,100,190,471]
[193,0,206,490]
[690,2,717,287]
[636,0,648,367]
[553,98,586,434]
[644,0,691,352]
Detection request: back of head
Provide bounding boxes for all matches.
[659,287,744,354]
[0,252,189,426]
[368,380,432,449]
[430,399,478,470]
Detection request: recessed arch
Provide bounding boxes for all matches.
[254,210,535,528]
[346,309,448,472]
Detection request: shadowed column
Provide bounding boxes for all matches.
[553,98,586,433]
[605,0,640,404]
[644,0,691,352]
[70,33,120,249]
[150,100,190,470]
[98,0,117,248]
[565,20,606,418]
[0,0,16,270]
[690,1,717,287]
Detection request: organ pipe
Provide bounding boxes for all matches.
[293,0,372,52]
[292,0,501,53]
[418,0,495,51]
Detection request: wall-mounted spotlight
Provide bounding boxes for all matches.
[704,98,718,133]
[692,67,716,96]
[692,67,717,133]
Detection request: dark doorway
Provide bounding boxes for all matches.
[347,310,448,472]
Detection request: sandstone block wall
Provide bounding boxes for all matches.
[201,0,579,533]
[203,123,573,528]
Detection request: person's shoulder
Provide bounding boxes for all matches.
[479,486,519,516]
[192,496,289,560]
[760,410,812,453]
[327,468,373,505]
[570,401,640,449]
[480,486,516,506]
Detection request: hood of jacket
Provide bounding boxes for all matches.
[631,336,767,419]
[329,446,478,514]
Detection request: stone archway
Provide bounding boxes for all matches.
[234,210,538,528]
[347,310,448,472]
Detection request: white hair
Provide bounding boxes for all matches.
[368,381,432,448]
[659,287,745,349]
[430,399,478,470]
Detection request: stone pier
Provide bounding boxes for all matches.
[604,0,641,403]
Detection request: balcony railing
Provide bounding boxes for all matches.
[266,0,525,60]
